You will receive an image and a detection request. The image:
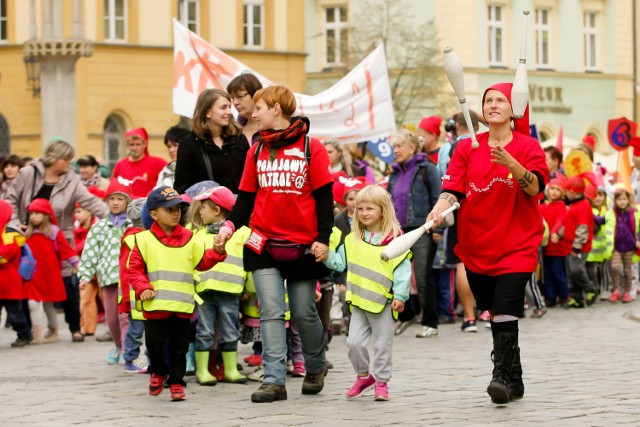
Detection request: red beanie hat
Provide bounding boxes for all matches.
[87,185,106,200]
[418,116,442,138]
[105,178,133,202]
[482,83,530,136]
[28,198,58,225]
[582,135,596,151]
[126,127,148,142]
[548,173,568,191]
[342,176,371,200]
[331,171,349,206]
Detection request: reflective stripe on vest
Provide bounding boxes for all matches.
[123,233,144,319]
[193,227,250,295]
[344,234,409,316]
[135,230,196,315]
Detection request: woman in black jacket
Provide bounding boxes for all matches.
[174,89,249,194]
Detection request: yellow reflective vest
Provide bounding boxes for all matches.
[192,226,251,295]
[135,230,197,315]
[587,206,609,262]
[122,233,144,321]
[344,234,410,319]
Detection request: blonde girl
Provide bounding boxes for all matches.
[321,185,411,402]
[606,188,640,303]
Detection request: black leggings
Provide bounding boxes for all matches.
[466,269,529,317]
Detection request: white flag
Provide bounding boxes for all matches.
[172,20,396,145]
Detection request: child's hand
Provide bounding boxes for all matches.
[315,291,322,302]
[391,299,405,313]
[79,280,89,290]
[337,284,347,294]
[311,242,328,262]
[140,289,155,301]
[551,233,560,244]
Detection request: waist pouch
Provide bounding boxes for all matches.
[265,238,309,262]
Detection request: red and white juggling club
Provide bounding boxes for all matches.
[443,47,479,148]
[512,10,530,119]
[380,202,460,261]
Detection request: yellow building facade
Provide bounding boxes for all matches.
[0,0,306,171]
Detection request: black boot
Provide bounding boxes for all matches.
[509,345,524,401]
[487,331,518,404]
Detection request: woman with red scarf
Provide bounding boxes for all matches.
[215,85,334,403]
[427,82,549,405]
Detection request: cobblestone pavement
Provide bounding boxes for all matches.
[1,298,640,426]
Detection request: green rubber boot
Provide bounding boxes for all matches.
[222,351,247,383]
[195,351,217,386]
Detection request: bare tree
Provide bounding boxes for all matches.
[346,0,452,126]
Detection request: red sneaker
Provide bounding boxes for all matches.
[609,289,621,303]
[244,354,262,366]
[170,384,186,401]
[622,292,633,303]
[149,373,167,396]
[345,374,375,398]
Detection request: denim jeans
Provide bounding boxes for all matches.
[253,268,325,385]
[195,291,241,352]
[123,314,146,363]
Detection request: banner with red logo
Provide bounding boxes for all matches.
[172,20,397,145]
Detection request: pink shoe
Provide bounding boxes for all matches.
[609,289,621,303]
[478,311,491,321]
[291,360,306,377]
[622,292,633,303]
[374,382,389,401]
[345,374,375,398]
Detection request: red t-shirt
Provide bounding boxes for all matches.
[442,131,549,275]
[539,200,571,256]
[239,135,334,245]
[112,155,168,198]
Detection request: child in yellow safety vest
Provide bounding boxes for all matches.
[320,185,411,402]
[190,186,249,386]
[129,186,226,402]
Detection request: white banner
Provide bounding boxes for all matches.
[172,20,396,145]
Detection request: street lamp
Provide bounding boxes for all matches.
[23,55,41,98]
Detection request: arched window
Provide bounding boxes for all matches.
[0,115,10,156]
[103,114,125,174]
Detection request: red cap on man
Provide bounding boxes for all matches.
[418,116,442,138]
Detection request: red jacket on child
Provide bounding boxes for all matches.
[539,200,571,256]
[564,197,594,253]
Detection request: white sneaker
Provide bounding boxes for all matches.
[394,318,415,336]
[247,366,264,382]
[415,326,438,338]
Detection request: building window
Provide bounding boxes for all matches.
[535,8,551,69]
[584,12,598,71]
[243,0,264,48]
[178,0,199,33]
[0,0,7,42]
[487,5,504,66]
[103,115,125,174]
[104,0,126,42]
[0,115,9,155]
[324,6,348,67]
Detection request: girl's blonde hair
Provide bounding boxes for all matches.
[27,212,52,238]
[186,200,205,231]
[352,185,402,242]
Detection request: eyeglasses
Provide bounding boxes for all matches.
[232,92,250,101]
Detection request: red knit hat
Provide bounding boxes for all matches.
[126,127,148,142]
[105,178,133,202]
[418,116,442,137]
[482,83,530,136]
[28,198,58,225]
[548,173,568,191]
[87,185,106,200]
[342,176,371,200]
[566,172,596,196]
[582,135,596,151]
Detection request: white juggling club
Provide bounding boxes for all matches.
[512,10,530,119]
[380,202,460,261]
[443,47,479,148]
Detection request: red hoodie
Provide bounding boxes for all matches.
[539,200,571,257]
[0,200,23,300]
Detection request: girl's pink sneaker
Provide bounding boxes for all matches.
[345,374,375,398]
[374,382,389,401]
